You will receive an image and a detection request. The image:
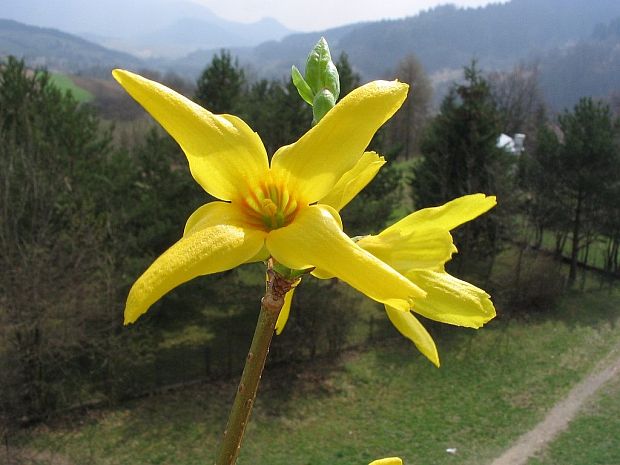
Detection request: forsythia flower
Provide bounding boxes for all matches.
[356,194,497,366]
[276,194,497,367]
[113,70,425,325]
[369,458,402,465]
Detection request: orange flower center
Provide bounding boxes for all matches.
[239,181,300,231]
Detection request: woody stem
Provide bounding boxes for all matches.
[214,266,292,465]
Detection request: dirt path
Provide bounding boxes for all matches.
[489,347,620,465]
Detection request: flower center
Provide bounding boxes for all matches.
[240,181,300,231]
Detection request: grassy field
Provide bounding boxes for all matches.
[49,73,95,103]
[528,367,620,465]
[10,286,620,465]
[535,226,615,272]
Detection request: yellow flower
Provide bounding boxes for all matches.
[113,69,425,325]
[274,150,387,333]
[277,194,497,367]
[356,194,497,366]
[369,458,402,465]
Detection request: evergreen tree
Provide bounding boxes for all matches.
[0,57,113,420]
[335,52,361,98]
[241,78,310,157]
[413,63,512,259]
[195,50,246,113]
[556,98,620,284]
[415,63,507,204]
[523,98,620,284]
[520,124,566,249]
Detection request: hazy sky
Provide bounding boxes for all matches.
[196,0,507,31]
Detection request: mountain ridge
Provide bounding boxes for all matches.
[2,0,620,111]
[1,0,294,58]
[184,0,620,79]
[0,18,143,73]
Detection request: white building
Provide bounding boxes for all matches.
[497,133,526,154]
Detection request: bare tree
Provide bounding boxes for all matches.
[489,63,546,142]
[388,55,433,159]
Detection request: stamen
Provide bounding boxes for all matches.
[280,188,290,211]
[283,198,298,216]
[240,181,301,231]
[262,198,278,216]
[269,185,279,205]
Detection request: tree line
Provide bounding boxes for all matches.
[1,49,619,429]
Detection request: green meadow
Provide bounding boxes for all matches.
[49,73,94,103]
[14,286,620,465]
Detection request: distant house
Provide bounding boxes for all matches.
[497,133,526,154]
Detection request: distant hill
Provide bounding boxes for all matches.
[1,0,293,58]
[539,16,620,110]
[331,0,620,75]
[176,0,620,79]
[1,0,219,39]
[170,23,362,78]
[166,0,620,111]
[0,19,143,74]
[2,0,619,112]
[130,17,292,58]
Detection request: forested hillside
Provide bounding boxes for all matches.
[539,17,620,109]
[173,0,620,110]
[3,0,620,110]
[0,19,143,74]
[174,0,620,74]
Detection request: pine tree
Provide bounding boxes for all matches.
[335,52,361,98]
[415,63,507,205]
[413,63,512,259]
[557,98,620,284]
[195,50,246,113]
[0,57,113,420]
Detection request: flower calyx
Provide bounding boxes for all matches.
[262,260,306,313]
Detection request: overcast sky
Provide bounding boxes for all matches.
[195,0,507,31]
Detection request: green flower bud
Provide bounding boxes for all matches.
[291,37,341,124]
[312,89,336,126]
[305,37,340,100]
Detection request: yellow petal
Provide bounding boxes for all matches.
[275,282,299,335]
[112,69,269,201]
[124,203,266,325]
[310,268,334,279]
[184,201,249,236]
[319,151,385,211]
[407,270,495,328]
[369,458,403,465]
[385,306,440,367]
[358,228,456,273]
[382,194,497,237]
[271,81,408,204]
[266,205,425,311]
